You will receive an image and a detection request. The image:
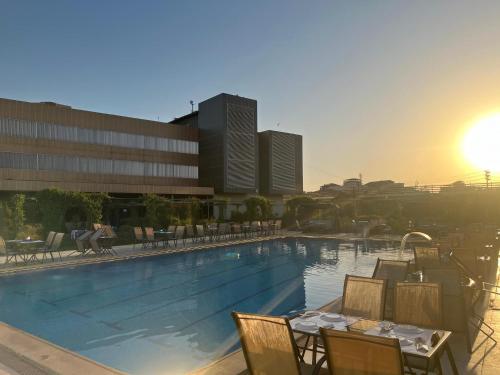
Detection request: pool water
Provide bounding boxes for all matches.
[0,238,410,374]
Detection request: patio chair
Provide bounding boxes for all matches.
[185,225,195,245]
[89,229,108,255]
[38,231,57,262]
[318,328,405,375]
[133,227,147,249]
[166,225,176,246]
[0,236,17,264]
[275,219,283,234]
[341,274,387,320]
[393,282,443,329]
[195,224,206,242]
[250,221,261,237]
[414,247,441,270]
[232,223,242,239]
[261,221,270,236]
[372,258,410,319]
[232,311,328,375]
[48,233,64,261]
[175,225,185,246]
[73,230,93,256]
[144,227,160,248]
[450,251,498,348]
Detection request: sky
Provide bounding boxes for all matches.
[1,0,500,191]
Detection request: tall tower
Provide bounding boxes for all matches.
[198,93,259,194]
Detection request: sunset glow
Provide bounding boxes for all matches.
[463,114,500,172]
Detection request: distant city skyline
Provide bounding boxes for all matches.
[2,0,500,191]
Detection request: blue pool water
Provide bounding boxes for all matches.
[0,238,409,374]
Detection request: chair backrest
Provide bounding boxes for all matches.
[186,225,195,237]
[233,224,241,233]
[218,223,226,235]
[93,223,102,231]
[46,231,57,246]
[394,282,443,328]
[102,225,117,238]
[341,275,387,320]
[75,231,93,253]
[167,225,176,233]
[196,225,205,237]
[372,259,410,285]
[51,233,64,251]
[262,221,269,229]
[144,227,155,241]
[232,312,301,375]
[251,221,260,230]
[0,236,6,255]
[175,226,185,239]
[320,328,404,375]
[133,227,144,241]
[414,247,441,269]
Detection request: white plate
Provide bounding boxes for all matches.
[394,325,424,334]
[320,313,344,322]
[295,321,318,331]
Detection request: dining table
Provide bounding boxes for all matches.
[290,311,458,375]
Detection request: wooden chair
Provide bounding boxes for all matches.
[319,328,404,375]
[341,275,387,320]
[232,312,328,375]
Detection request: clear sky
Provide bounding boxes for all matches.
[2,1,500,191]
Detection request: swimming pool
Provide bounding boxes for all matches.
[0,238,410,374]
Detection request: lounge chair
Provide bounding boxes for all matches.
[232,311,328,375]
[175,226,185,246]
[185,225,195,245]
[89,229,107,255]
[43,232,64,261]
[341,274,387,320]
[318,328,405,375]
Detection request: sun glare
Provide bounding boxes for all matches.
[462,114,500,172]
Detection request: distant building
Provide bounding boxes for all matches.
[362,180,404,193]
[259,130,303,195]
[343,178,362,192]
[319,183,343,193]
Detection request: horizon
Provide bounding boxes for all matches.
[2,0,500,190]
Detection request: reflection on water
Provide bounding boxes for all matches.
[0,238,411,374]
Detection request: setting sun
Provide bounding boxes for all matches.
[463,113,500,172]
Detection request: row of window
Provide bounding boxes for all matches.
[0,152,198,179]
[0,118,199,154]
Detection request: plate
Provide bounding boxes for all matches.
[295,321,318,331]
[320,313,344,322]
[394,325,424,334]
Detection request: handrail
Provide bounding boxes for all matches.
[400,231,432,252]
